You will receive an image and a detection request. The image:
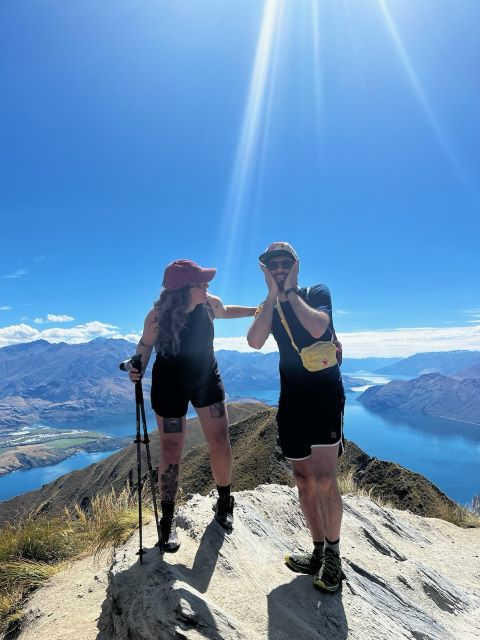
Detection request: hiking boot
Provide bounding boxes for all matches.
[284,547,324,575]
[213,495,234,530]
[158,516,181,553]
[313,548,343,592]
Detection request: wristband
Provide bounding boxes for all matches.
[285,287,298,297]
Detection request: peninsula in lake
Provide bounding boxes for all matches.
[358,373,480,425]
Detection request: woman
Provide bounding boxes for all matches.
[129,258,256,552]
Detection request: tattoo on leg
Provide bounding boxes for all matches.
[160,464,179,502]
[209,402,226,418]
[164,417,183,433]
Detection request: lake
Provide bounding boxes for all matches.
[0,380,479,506]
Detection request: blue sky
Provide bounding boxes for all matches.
[1,0,479,356]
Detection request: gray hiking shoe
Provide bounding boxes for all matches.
[213,495,234,530]
[284,548,324,575]
[313,548,343,592]
[158,516,181,553]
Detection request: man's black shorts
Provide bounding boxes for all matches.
[151,368,225,418]
[276,382,345,460]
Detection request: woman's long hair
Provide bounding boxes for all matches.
[154,287,191,357]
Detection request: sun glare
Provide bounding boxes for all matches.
[377,0,477,200]
[217,0,286,290]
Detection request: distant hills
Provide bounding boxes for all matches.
[0,339,364,429]
[1,338,479,431]
[375,350,480,377]
[0,338,137,428]
[359,373,480,425]
[0,404,458,526]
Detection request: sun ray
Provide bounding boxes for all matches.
[216,0,286,291]
[310,0,324,142]
[377,0,477,199]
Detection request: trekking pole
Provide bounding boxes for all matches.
[133,391,145,562]
[135,375,162,550]
[120,355,162,563]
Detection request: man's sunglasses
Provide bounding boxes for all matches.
[266,259,294,271]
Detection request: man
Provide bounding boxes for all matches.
[247,242,345,592]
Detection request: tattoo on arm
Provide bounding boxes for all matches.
[160,463,179,502]
[209,402,226,418]
[163,417,183,433]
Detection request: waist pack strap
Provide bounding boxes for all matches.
[276,301,300,353]
[276,300,334,351]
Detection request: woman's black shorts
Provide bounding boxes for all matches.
[151,366,225,418]
[276,382,345,460]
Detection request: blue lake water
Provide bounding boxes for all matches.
[0,382,479,506]
[0,450,118,502]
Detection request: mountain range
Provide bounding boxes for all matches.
[0,339,361,429]
[375,350,480,377]
[1,339,479,433]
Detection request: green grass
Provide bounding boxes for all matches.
[0,487,143,636]
[45,437,94,449]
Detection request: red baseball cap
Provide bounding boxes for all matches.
[162,259,217,291]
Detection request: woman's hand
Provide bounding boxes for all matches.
[128,368,142,383]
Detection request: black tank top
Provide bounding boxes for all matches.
[153,303,217,382]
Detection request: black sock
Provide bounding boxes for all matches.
[217,484,231,500]
[313,540,325,554]
[161,500,175,519]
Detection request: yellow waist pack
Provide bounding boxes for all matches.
[276,302,337,372]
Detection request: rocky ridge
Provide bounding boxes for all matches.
[16,485,480,640]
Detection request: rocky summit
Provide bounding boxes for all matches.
[18,485,480,640]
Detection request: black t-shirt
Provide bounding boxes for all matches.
[271,284,342,390]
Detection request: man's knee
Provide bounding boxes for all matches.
[315,471,336,494]
[293,467,315,492]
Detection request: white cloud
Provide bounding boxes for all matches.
[46,314,74,323]
[1,322,479,357]
[0,321,134,348]
[337,325,480,357]
[3,269,28,279]
[120,332,141,344]
[215,326,480,357]
[0,306,12,311]
[214,335,278,353]
[34,314,75,325]
[335,309,352,315]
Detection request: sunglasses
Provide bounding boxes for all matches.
[267,259,294,271]
[190,282,209,290]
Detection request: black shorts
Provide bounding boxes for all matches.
[151,367,225,418]
[276,383,345,460]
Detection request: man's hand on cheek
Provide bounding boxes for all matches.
[284,260,299,291]
[261,264,280,297]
